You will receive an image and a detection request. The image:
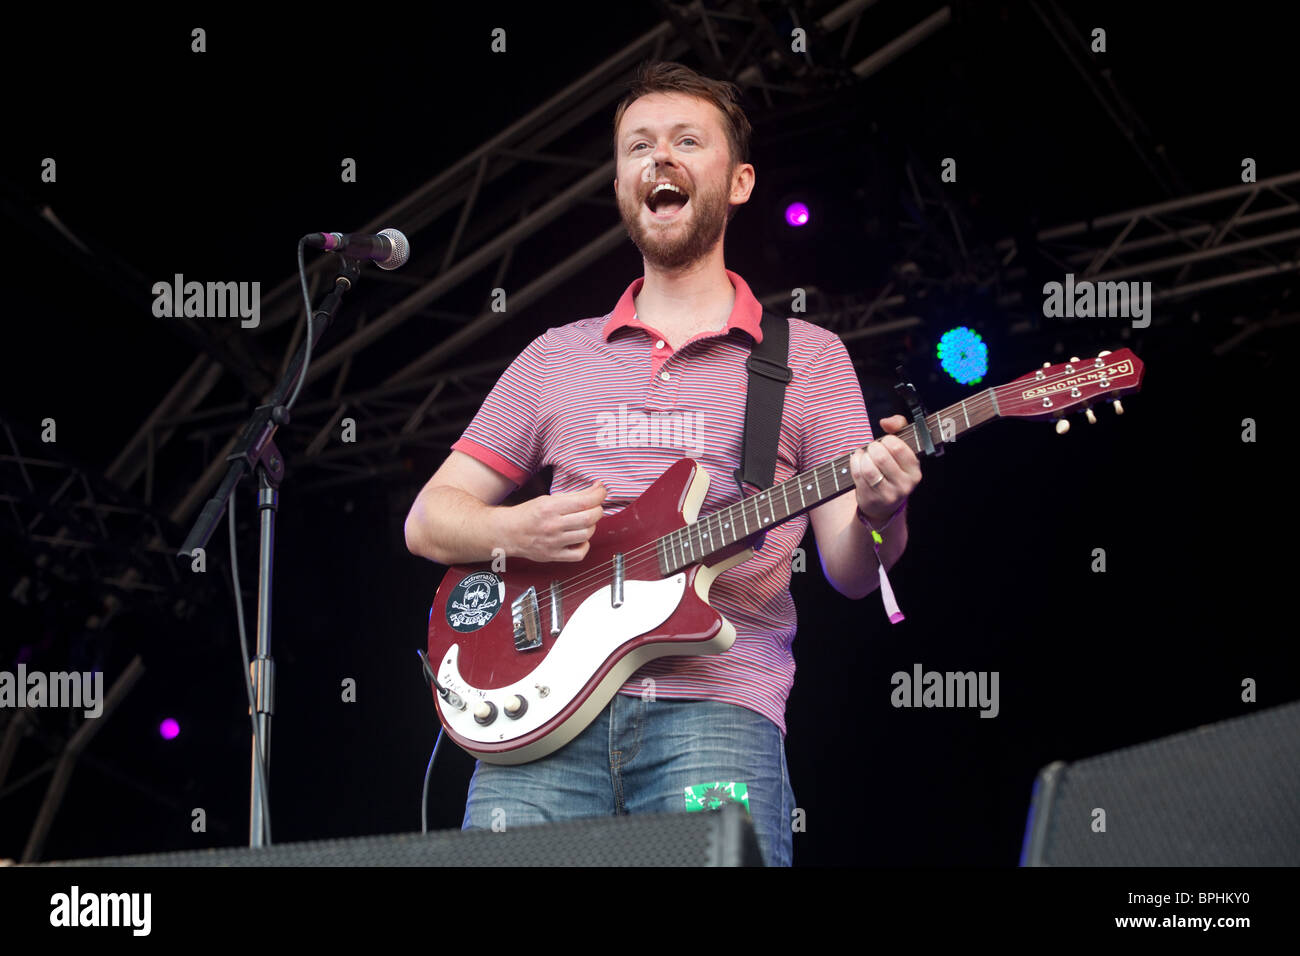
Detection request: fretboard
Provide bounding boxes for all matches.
[656,389,1000,574]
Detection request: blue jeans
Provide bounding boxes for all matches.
[461,694,795,866]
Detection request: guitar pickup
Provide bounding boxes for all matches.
[511,586,543,651]
[611,553,624,608]
[549,580,562,638]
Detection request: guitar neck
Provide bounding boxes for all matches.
[656,389,1001,575]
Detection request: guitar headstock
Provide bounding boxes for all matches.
[998,349,1144,431]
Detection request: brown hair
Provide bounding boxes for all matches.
[612,61,752,169]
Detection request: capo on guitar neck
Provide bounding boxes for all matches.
[894,366,943,457]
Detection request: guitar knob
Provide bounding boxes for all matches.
[1085,408,1097,425]
[1112,400,1124,415]
[473,700,497,725]
[503,695,527,719]
[1055,419,1070,434]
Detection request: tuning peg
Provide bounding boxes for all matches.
[1055,419,1070,434]
[1085,408,1097,425]
[1098,350,1111,357]
[1113,399,1124,415]
[1069,356,1080,363]
[1043,361,1051,368]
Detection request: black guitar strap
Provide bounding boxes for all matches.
[733,309,792,500]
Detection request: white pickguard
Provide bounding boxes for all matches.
[436,574,687,747]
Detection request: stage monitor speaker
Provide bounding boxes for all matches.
[1021,700,1300,865]
[33,804,764,867]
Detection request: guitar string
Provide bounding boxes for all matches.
[539,361,1123,607]
[500,360,1127,612]
[543,361,1119,606]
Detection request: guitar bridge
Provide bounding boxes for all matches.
[511,586,543,651]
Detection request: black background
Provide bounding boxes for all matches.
[1,2,1297,867]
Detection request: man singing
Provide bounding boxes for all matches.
[404,61,921,866]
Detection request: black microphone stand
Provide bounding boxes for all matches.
[178,254,361,847]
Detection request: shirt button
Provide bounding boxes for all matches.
[660,370,671,381]
[655,340,665,349]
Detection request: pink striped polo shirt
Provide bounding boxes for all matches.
[451,269,872,735]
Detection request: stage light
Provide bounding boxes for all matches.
[784,202,810,227]
[159,718,180,740]
[937,327,988,385]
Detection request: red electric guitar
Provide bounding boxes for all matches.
[426,349,1144,764]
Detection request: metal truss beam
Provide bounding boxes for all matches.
[993,170,1300,322]
[1030,0,1187,197]
[106,0,949,536]
[0,418,196,617]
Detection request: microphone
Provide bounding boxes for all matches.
[304,228,409,270]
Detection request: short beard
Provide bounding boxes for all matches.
[619,178,730,272]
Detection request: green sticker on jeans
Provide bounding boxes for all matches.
[685,781,750,814]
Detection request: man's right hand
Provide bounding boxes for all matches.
[506,482,608,563]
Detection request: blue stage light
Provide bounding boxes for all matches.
[937,327,988,385]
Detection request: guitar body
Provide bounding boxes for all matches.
[426,457,754,765]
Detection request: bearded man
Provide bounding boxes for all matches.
[404,61,921,866]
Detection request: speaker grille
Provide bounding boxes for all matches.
[1023,701,1300,865]
[38,805,762,867]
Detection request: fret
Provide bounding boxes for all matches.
[651,373,1024,573]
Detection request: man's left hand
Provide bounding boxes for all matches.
[849,414,922,526]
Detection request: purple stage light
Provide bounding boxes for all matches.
[784,202,810,227]
[160,718,180,740]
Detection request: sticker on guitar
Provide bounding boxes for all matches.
[446,571,505,632]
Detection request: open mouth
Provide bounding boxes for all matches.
[645,181,690,220]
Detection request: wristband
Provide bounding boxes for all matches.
[855,499,906,624]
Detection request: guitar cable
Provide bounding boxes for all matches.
[417,650,447,835]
